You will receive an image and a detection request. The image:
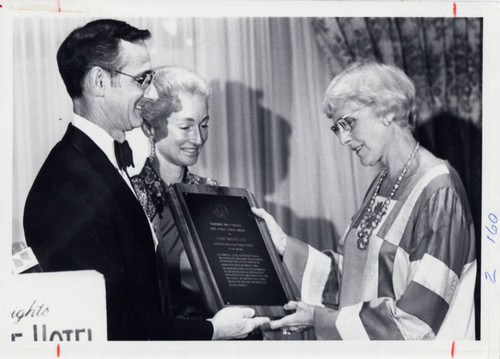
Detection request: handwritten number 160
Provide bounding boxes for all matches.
[484,213,497,284]
[485,213,497,243]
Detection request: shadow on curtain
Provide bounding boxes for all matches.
[223,81,340,253]
[310,17,483,339]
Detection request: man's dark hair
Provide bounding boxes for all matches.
[57,19,151,99]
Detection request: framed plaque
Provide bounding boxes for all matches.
[167,183,298,319]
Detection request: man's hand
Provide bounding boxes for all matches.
[270,301,314,333]
[208,307,270,340]
[251,207,287,256]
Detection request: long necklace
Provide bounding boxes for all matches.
[357,142,420,250]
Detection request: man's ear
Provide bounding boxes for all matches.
[85,67,107,97]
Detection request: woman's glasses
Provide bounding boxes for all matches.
[330,105,368,137]
[330,113,354,137]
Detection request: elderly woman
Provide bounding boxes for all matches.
[131,66,217,320]
[253,61,476,340]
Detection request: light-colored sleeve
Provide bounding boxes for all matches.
[283,236,340,307]
[313,186,476,340]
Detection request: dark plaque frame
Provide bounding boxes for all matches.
[167,183,297,318]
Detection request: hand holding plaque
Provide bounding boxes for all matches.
[269,300,314,333]
[167,184,298,319]
[209,306,270,340]
[250,207,287,256]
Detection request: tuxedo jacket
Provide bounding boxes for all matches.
[24,124,213,340]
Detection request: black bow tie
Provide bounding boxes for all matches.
[114,140,135,171]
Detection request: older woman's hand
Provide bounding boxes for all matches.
[251,207,287,256]
[270,301,314,333]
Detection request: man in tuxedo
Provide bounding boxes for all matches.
[23,19,268,340]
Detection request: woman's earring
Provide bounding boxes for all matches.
[148,135,156,159]
[383,118,391,126]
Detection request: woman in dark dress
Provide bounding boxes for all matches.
[131,66,217,319]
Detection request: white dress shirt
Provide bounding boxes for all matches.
[72,114,158,249]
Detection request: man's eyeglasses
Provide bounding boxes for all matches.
[104,68,156,89]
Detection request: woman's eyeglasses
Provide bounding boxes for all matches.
[330,105,368,137]
[330,113,354,137]
[103,68,156,89]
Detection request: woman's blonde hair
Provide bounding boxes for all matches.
[142,66,211,129]
[322,61,417,128]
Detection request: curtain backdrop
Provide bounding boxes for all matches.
[13,17,380,254]
[310,17,483,338]
[310,17,482,238]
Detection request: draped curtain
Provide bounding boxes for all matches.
[310,17,483,338]
[310,17,482,237]
[15,17,376,256]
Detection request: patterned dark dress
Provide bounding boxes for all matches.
[131,158,218,319]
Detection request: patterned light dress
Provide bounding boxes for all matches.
[283,160,476,340]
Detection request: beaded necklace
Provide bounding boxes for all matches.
[356,142,420,250]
